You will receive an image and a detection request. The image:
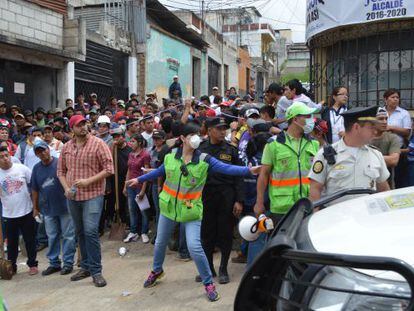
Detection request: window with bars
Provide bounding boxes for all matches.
[311,29,414,109]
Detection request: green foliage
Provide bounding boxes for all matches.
[280,67,310,84]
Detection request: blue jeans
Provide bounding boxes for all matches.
[44,213,76,268]
[127,187,149,234]
[67,196,103,276]
[178,224,190,257]
[247,233,267,268]
[153,214,213,285]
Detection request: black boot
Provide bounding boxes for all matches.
[218,266,229,284]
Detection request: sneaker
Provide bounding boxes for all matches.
[141,233,149,244]
[205,283,220,302]
[143,270,165,288]
[92,274,107,287]
[123,232,139,243]
[231,252,247,264]
[176,253,191,262]
[60,266,73,275]
[42,266,61,276]
[29,267,39,276]
[70,269,91,281]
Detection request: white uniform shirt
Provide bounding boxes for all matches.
[309,139,390,199]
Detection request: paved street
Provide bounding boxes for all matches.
[2,237,243,311]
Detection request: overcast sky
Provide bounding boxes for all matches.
[160,0,307,42]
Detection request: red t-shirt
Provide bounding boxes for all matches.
[128,149,151,187]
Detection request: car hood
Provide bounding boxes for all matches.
[308,187,414,281]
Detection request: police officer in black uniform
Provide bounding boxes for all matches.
[198,117,245,284]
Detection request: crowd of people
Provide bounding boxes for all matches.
[0,75,413,302]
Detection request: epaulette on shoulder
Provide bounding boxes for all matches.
[368,144,380,151]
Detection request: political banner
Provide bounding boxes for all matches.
[306,0,414,41]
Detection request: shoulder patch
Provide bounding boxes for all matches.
[312,160,324,174]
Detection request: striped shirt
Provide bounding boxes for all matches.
[57,134,114,201]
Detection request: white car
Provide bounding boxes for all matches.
[234,188,414,311]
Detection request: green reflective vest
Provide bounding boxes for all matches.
[267,132,319,214]
[159,151,209,222]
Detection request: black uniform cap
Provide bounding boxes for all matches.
[181,121,200,136]
[206,117,229,129]
[340,106,378,124]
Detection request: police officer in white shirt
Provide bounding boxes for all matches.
[309,106,390,202]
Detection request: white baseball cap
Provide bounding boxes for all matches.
[97,115,111,124]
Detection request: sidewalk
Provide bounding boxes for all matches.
[2,238,245,311]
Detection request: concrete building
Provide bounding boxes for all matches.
[174,11,239,97]
[71,0,144,105]
[204,7,276,99]
[283,43,310,76]
[307,0,414,108]
[0,0,85,111]
[72,0,208,102]
[145,2,208,100]
[238,46,252,96]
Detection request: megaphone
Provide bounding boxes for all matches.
[238,214,274,242]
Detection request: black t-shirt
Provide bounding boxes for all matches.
[116,145,132,180]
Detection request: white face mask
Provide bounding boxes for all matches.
[189,134,201,149]
[303,118,315,134]
[33,136,43,144]
[296,117,315,135]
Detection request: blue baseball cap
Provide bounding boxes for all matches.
[33,140,49,152]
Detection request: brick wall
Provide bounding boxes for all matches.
[0,0,64,49]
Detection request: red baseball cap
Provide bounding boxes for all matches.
[206,108,216,117]
[69,115,86,128]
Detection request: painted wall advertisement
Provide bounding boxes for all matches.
[306,0,414,41]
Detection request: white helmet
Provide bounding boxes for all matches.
[238,216,260,242]
[97,115,111,124]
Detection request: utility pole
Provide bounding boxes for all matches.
[201,0,205,39]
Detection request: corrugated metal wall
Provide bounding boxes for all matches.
[74,0,146,44]
[74,6,105,32]
[28,0,67,15]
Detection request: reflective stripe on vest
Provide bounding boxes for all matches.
[163,180,203,200]
[270,170,310,187]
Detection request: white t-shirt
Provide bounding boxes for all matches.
[142,131,154,151]
[0,163,33,218]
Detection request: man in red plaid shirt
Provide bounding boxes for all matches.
[57,115,114,287]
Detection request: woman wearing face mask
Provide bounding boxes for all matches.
[126,121,260,302]
[123,134,151,244]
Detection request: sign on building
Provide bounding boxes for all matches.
[306,0,414,41]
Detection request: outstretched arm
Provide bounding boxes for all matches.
[207,156,252,177]
[125,165,166,188]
